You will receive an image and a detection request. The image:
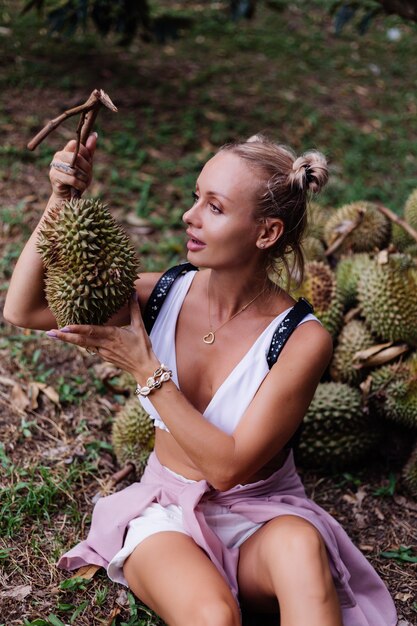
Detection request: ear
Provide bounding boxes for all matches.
[256,218,284,250]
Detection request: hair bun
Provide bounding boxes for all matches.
[289,150,328,194]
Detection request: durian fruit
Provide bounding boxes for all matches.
[402,441,417,499]
[323,201,391,255]
[330,319,375,386]
[302,236,327,262]
[367,354,417,429]
[296,382,380,469]
[112,397,155,474]
[357,253,417,347]
[306,202,333,241]
[293,261,344,338]
[391,222,414,252]
[404,188,417,228]
[37,198,140,326]
[335,253,374,310]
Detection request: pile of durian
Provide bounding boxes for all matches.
[109,192,417,499]
[293,191,417,499]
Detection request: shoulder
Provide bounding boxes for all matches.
[275,317,333,375]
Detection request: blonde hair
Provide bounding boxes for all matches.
[220,133,328,289]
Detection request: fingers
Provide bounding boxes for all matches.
[49,134,97,198]
[129,291,145,328]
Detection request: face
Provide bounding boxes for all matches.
[182,151,264,269]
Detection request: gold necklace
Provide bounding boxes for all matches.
[203,285,266,345]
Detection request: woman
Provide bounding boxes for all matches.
[3,133,397,626]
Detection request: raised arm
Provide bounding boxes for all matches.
[3,135,161,330]
[3,135,98,330]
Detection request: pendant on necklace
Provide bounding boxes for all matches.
[203,332,215,345]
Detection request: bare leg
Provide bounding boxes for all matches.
[123,531,241,626]
[238,515,343,626]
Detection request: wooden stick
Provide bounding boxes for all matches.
[27,89,117,151]
[110,463,135,485]
[376,203,417,245]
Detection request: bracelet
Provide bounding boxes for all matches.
[134,363,172,397]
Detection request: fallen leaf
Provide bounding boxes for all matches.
[72,564,101,580]
[11,383,30,412]
[38,383,61,406]
[395,592,413,602]
[106,606,121,625]
[0,375,16,387]
[374,506,385,521]
[115,588,129,607]
[28,381,40,410]
[359,544,374,552]
[0,583,32,600]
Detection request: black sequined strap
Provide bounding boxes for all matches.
[266,297,314,370]
[143,263,198,334]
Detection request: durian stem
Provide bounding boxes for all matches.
[376,203,417,245]
[27,89,117,151]
[110,463,135,485]
[324,209,365,257]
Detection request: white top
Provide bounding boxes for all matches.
[139,271,321,434]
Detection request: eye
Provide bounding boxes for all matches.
[209,202,222,214]
[192,191,199,204]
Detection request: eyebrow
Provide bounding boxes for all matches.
[195,183,234,203]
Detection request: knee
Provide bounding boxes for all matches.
[266,516,326,561]
[189,598,240,626]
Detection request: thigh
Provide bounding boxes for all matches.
[123,531,240,626]
[237,514,331,612]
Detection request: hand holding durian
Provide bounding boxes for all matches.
[46,292,161,385]
[29,90,140,328]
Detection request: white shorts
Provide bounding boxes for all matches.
[107,467,263,586]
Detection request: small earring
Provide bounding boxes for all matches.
[259,242,265,248]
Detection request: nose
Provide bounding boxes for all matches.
[182,201,201,227]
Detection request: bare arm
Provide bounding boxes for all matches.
[138,320,333,490]
[3,136,97,330]
[3,135,162,329]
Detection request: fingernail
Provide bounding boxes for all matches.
[93,132,98,138]
[46,331,58,338]
[59,327,71,333]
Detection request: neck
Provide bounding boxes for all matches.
[207,264,273,320]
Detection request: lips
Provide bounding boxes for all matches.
[186,230,206,245]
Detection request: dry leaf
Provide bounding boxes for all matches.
[72,564,101,580]
[115,588,129,607]
[359,544,374,552]
[28,381,40,410]
[374,506,385,521]
[11,383,30,412]
[106,606,121,626]
[0,584,32,600]
[0,375,16,387]
[395,592,413,602]
[39,384,61,406]
[353,344,409,369]
[93,362,121,380]
[353,341,393,362]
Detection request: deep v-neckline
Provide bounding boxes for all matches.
[171,272,293,416]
